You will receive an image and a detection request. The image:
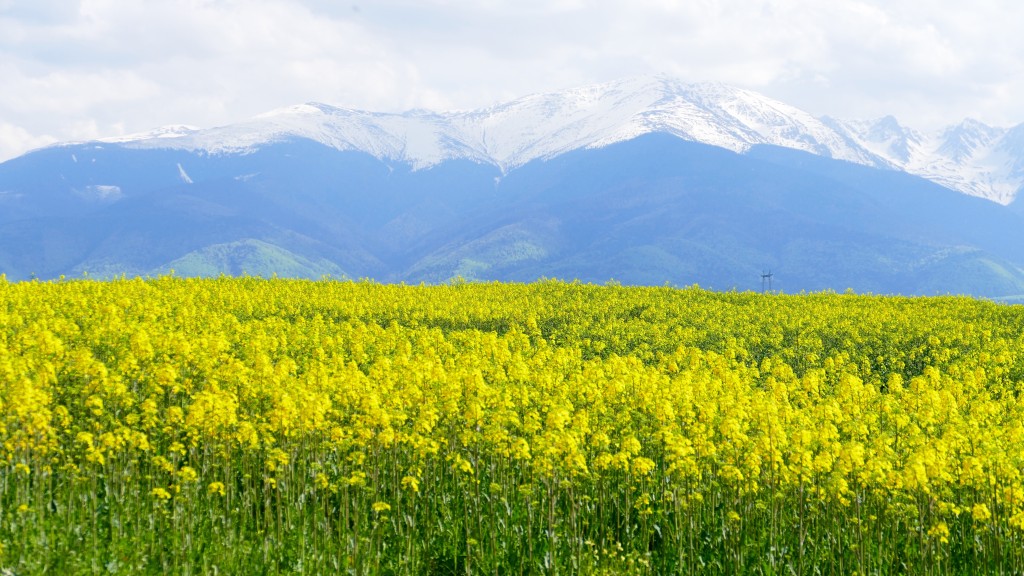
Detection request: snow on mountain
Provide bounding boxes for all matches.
[831,117,1024,205]
[79,75,1024,204]
[100,124,200,143]
[822,115,922,166]
[142,103,492,167]
[117,76,884,172]
[1001,124,1024,179]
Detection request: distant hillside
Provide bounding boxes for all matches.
[3,76,1024,296]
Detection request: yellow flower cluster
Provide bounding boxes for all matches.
[1,276,1024,573]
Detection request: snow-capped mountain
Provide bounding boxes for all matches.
[7,75,1024,295]
[830,116,1024,205]
[98,75,1024,204]
[116,76,883,170]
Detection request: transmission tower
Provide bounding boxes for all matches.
[761,270,773,294]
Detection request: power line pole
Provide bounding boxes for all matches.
[761,270,773,294]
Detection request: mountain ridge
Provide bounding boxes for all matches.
[5,77,1024,296]
[63,75,1024,205]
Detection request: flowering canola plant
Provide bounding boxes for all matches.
[1,276,1024,574]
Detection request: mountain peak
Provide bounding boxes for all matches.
[100,124,199,143]
[256,103,334,117]
[95,76,876,171]
[942,117,1002,143]
[42,76,1024,204]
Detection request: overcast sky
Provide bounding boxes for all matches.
[1,0,1021,162]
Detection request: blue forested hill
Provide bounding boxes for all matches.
[2,134,1024,297]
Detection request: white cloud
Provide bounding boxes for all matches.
[0,122,58,161]
[0,0,1022,161]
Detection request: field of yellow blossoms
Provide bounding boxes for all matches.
[2,276,1024,574]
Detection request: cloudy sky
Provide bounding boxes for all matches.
[0,0,1021,162]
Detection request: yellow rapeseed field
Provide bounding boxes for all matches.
[1,276,1023,574]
